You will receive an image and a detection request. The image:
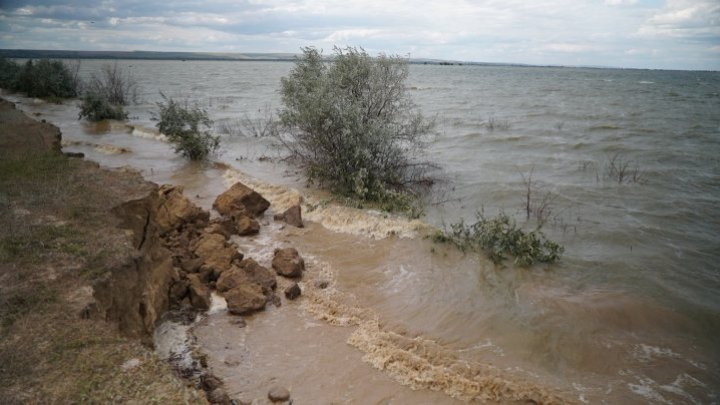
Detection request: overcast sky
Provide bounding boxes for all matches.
[0,0,718,70]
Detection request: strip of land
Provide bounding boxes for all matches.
[0,98,207,404]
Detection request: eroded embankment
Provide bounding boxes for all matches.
[0,98,204,404]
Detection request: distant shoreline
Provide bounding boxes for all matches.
[0,48,599,69]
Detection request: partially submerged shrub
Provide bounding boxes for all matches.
[78,92,128,121]
[78,63,137,121]
[154,95,219,161]
[10,59,79,99]
[435,212,564,266]
[604,153,644,184]
[84,62,138,105]
[278,46,437,214]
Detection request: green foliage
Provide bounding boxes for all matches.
[0,58,20,89]
[278,46,436,214]
[154,95,219,161]
[437,212,564,266]
[78,92,128,121]
[84,62,138,106]
[6,59,79,99]
[78,63,138,122]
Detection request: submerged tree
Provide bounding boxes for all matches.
[277,46,437,214]
[154,94,219,161]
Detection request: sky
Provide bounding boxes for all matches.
[0,0,718,70]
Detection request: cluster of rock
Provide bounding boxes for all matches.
[95,181,302,336]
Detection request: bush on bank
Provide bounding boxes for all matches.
[277,46,437,215]
[0,58,79,100]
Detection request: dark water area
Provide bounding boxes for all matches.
[5,60,720,403]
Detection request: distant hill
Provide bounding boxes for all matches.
[0,48,536,68]
[0,49,298,61]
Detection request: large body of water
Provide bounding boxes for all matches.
[5,59,720,403]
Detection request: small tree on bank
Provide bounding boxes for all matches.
[278,46,436,213]
[154,95,219,161]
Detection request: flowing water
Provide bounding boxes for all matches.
[4,60,720,404]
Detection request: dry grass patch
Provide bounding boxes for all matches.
[0,149,205,404]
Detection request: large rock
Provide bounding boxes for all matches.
[239,258,277,292]
[235,214,260,236]
[268,386,290,402]
[272,248,305,278]
[224,284,266,315]
[216,259,276,294]
[191,232,242,272]
[187,274,211,311]
[113,184,208,249]
[273,204,303,228]
[154,185,209,234]
[213,182,270,217]
[205,216,237,239]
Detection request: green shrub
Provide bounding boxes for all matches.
[84,62,138,106]
[278,46,436,214]
[78,92,128,122]
[436,212,564,266]
[11,59,79,99]
[154,95,219,161]
[0,58,20,89]
[78,63,136,122]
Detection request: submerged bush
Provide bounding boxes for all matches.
[78,63,137,121]
[278,46,436,214]
[434,212,564,266]
[84,62,138,106]
[154,95,219,161]
[9,59,79,99]
[78,92,128,121]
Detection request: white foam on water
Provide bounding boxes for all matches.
[221,167,430,240]
[131,125,168,141]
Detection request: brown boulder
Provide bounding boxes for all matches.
[273,204,304,228]
[154,185,209,235]
[268,386,290,402]
[213,182,270,217]
[216,259,276,294]
[284,282,301,300]
[169,278,190,302]
[224,284,266,315]
[191,232,242,272]
[205,216,237,239]
[235,214,260,236]
[272,248,305,278]
[188,274,211,311]
[239,258,277,292]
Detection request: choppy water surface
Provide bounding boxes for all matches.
[5,60,720,403]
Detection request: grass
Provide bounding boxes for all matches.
[0,147,205,403]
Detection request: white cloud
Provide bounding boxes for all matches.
[0,0,718,69]
[604,0,638,5]
[638,0,720,40]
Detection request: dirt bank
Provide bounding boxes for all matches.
[0,98,206,403]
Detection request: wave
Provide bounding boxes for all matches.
[220,167,430,240]
[129,124,168,141]
[297,254,568,403]
[61,139,132,155]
